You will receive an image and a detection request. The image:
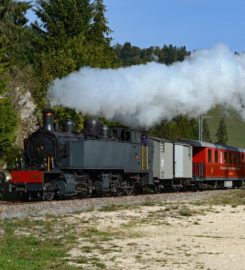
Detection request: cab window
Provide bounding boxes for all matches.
[122,130,130,142]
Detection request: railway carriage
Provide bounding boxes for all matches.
[151,138,192,191]
[182,140,245,188]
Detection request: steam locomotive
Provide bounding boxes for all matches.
[6,109,245,201]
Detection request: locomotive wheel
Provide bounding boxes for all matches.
[122,181,134,195]
[124,187,134,195]
[111,183,123,196]
[43,183,55,201]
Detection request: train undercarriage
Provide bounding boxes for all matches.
[8,170,147,201]
[6,169,244,201]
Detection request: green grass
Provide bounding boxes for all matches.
[0,218,77,270]
[206,106,245,147]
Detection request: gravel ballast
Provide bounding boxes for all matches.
[0,190,230,220]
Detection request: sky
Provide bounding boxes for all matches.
[103,0,245,51]
[26,0,245,52]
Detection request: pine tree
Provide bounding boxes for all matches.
[31,0,119,108]
[89,0,112,44]
[216,117,228,145]
[32,0,93,49]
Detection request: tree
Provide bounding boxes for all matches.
[31,0,119,108]
[114,42,143,66]
[89,0,112,44]
[114,42,190,67]
[150,115,198,141]
[202,119,211,142]
[0,0,31,64]
[32,0,93,50]
[216,117,228,145]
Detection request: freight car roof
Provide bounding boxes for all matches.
[150,137,192,147]
[150,136,173,143]
[180,139,245,152]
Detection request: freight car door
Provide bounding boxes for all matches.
[174,145,184,178]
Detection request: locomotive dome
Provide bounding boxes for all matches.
[84,117,102,137]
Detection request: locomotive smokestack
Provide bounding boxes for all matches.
[42,109,54,131]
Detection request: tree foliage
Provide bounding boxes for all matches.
[150,115,198,141]
[0,51,18,157]
[216,117,228,145]
[89,0,112,44]
[114,42,189,66]
[53,106,85,131]
[0,0,31,64]
[0,98,18,155]
[32,0,92,49]
[31,0,119,102]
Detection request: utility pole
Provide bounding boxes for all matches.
[199,115,203,141]
[199,114,212,141]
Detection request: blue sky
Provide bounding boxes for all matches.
[103,0,245,51]
[27,0,245,52]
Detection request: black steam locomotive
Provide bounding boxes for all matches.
[10,109,154,200]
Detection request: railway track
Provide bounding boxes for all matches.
[0,189,234,220]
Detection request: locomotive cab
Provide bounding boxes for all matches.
[109,127,145,145]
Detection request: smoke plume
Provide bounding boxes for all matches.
[47,44,245,127]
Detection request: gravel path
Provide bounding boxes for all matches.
[0,190,229,220]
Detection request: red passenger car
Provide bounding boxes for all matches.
[182,140,245,188]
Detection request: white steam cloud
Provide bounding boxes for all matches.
[48,44,245,127]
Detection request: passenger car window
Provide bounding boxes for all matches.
[229,152,232,164]
[215,150,218,163]
[224,152,228,164]
[208,149,212,163]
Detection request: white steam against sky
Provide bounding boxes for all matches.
[47,44,245,127]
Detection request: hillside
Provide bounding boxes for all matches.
[205,106,245,148]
